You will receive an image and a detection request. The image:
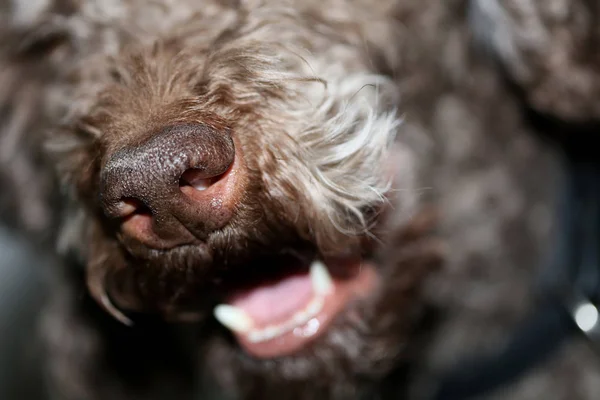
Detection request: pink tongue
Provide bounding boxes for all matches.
[229,273,314,326]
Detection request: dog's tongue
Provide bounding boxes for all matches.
[228,272,313,326]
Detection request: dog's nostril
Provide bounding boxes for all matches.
[115,198,152,219]
[179,168,222,192]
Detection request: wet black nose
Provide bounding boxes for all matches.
[100,123,235,248]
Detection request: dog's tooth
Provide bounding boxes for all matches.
[282,318,298,333]
[248,330,263,343]
[263,325,280,341]
[310,260,334,296]
[213,304,254,333]
[293,310,309,325]
[306,297,324,316]
[301,318,320,337]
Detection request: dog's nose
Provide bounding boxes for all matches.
[100,123,236,248]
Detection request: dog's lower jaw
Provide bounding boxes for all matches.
[200,213,443,400]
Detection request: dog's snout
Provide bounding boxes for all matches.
[100,123,239,248]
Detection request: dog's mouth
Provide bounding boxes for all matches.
[213,255,378,358]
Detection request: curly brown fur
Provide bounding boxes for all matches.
[1,1,431,399]
[1,0,598,399]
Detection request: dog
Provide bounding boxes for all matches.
[1,0,598,399]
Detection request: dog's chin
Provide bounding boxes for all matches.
[199,256,403,400]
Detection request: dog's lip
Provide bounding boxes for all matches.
[214,256,378,359]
